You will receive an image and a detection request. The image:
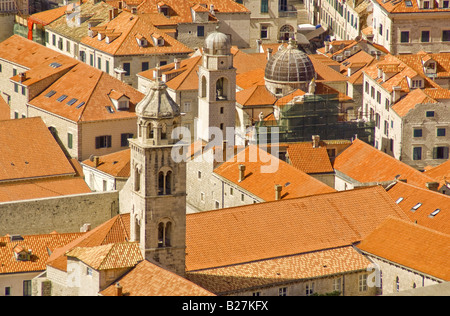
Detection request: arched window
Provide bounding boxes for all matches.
[216,77,229,100]
[158,171,164,195]
[201,76,207,98]
[161,123,167,140]
[148,124,154,139]
[158,221,172,247]
[134,167,141,192]
[165,170,172,195]
[279,25,294,41]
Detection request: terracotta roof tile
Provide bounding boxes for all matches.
[333,139,436,189]
[82,149,131,178]
[47,214,130,271]
[187,246,371,294]
[424,159,450,188]
[0,35,60,69]
[134,0,249,23]
[236,85,277,107]
[213,145,336,202]
[0,117,77,181]
[80,10,193,56]
[0,97,10,120]
[66,242,143,270]
[386,181,450,235]
[0,232,84,274]
[100,260,215,296]
[357,217,450,281]
[0,177,91,203]
[186,186,410,271]
[29,64,143,122]
[286,142,334,174]
[373,0,450,14]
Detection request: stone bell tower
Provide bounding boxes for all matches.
[129,78,186,276]
[197,29,236,144]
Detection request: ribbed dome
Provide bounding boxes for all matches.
[264,40,315,83]
[204,30,231,55]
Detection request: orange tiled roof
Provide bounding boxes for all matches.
[373,0,450,14]
[0,97,10,120]
[47,214,130,272]
[66,242,143,270]
[286,142,334,174]
[424,159,450,189]
[80,10,193,56]
[0,117,77,182]
[386,180,450,235]
[0,177,91,203]
[357,217,450,281]
[0,232,84,274]
[134,0,249,23]
[28,4,71,25]
[28,63,144,123]
[333,139,436,189]
[236,85,277,107]
[82,149,131,178]
[391,88,437,117]
[187,246,371,294]
[213,145,336,202]
[186,185,410,271]
[100,260,215,296]
[139,55,202,91]
[0,35,60,69]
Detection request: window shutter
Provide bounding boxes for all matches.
[95,136,100,149]
[107,135,112,148]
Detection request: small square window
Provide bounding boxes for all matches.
[413,147,422,160]
[426,111,435,117]
[198,171,201,179]
[437,128,446,136]
[400,31,410,43]
[413,128,423,137]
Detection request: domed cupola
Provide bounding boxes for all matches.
[264,38,316,96]
[204,30,232,56]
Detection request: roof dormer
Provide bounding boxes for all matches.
[421,55,438,76]
[136,34,149,47]
[151,33,165,46]
[407,75,424,89]
[13,245,32,261]
[157,2,170,16]
[108,90,130,111]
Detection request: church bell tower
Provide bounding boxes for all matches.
[197,30,236,144]
[129,78,186,276]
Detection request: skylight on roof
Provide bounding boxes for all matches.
[67,98,78,106]
[45,90,56,98]
[411,203,422,212]
[76,101,85,109]
[106,106,115,113]
[405,0,412,6]
[396,197,404,204]
[57,95,68,102]
[50,62,62,68]
[429,209,440,217]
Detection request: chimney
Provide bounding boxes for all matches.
[256,39,262,53]
[174,58,180,70]
[115,283,123,296]
[238,164,245,182]
[375,51,381,60]
[275,184,282,200]
[118,1,123,9]
[324,41,330,53]
[80,223,91,232]
[267,48,273,60]
[426,182,440,191]
[18,72,26,82]
[312,135,320,148]
[94,156,100,167]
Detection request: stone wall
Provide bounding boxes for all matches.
[0,191,119,236]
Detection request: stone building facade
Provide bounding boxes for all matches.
[371,0,450,55]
